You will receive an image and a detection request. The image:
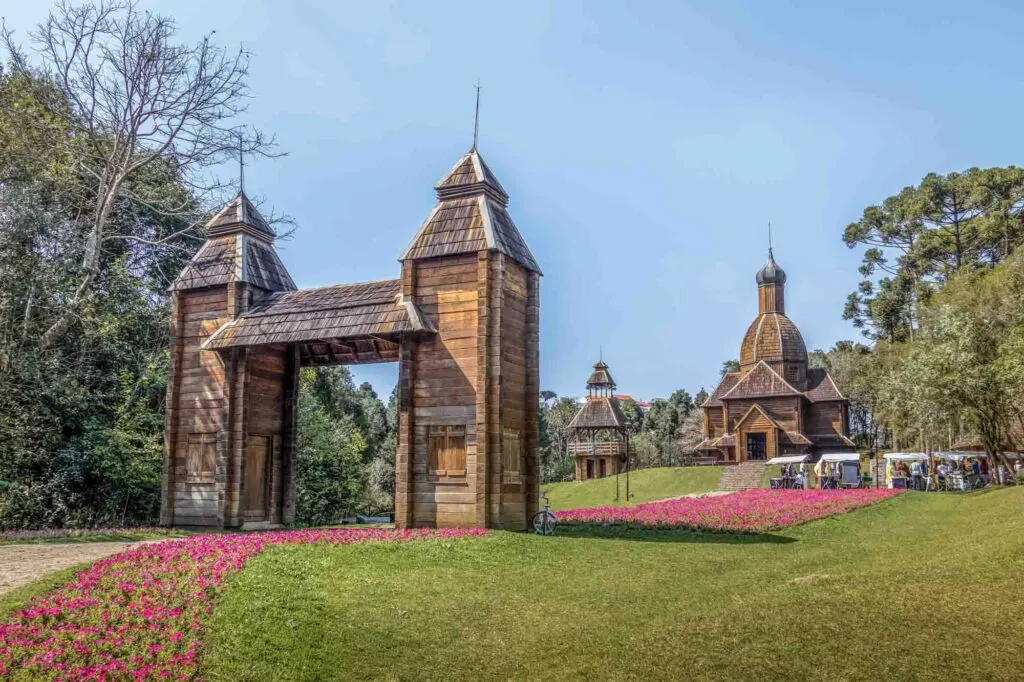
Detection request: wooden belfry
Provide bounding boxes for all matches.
[568,360,630,484]
[161,144,541,530]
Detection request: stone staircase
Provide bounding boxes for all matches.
[716,461,768,491]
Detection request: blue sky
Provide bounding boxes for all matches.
[6,0,1024,400]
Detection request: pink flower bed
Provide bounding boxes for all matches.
[556,488,902,533]
[0,527,486,680]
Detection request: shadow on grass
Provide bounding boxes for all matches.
[552,524,797,544]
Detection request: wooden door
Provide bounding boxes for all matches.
[244,435,270,520]
[746,432,766,461]
[586,459,595,480]
[599,459,607,478]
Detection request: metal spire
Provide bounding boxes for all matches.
[238,131,245,195]
[472,81,481,150]
[768,221,773,256]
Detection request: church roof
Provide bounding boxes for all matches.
[701,372,741,407]
[756,248,786,286]
[568,396,627,430]
[401,149,540,273]
[805,368,846,402]
[202,279,433,349]
[723,361,803,401]
[739,312,807,368]
[586,360,616,389]
[206,191,275,240]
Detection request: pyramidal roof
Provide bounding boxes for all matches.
[172,191,294,292]
[435,148,508,203]
[206,191,275,240]
[400,148,540,273]
[586,360,616,389]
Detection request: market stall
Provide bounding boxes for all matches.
[815,453,862,489]
[766,455,811,489]
[882,452,930,490]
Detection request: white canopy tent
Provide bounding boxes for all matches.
[883,452,929,461]
[766,455,811,465]
[818,453,861,463]
[934,451,1022,460]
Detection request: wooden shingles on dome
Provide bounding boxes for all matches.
[740,312,807,367]
[401,149,540,274]
[568,396,627,430]
[202,279,434,351]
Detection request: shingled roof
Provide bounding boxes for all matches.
[202,279,433,349]
[568,396,627,430]
[701,372,741,407]
[739,312,807,368]
[401,149,540,273]
[206,191,275,239]
[805,368,846,402]
[586,360,616,389]
[171,234,295,292]
[723,362,802,401]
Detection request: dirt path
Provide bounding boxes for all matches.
[0,541,154,596]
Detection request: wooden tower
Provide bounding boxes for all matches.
[162,192,298,528]
[396,148,542,529]
[568,360,629,481]
[162,147,541,530]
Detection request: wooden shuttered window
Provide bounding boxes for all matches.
[186,433,217,484]
[502,428,521,483]
[428,425,466,476]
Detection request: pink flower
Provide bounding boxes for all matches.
[555,488,902,532]
[0,527,488,679]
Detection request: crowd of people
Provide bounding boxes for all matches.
[770,453,1022,491]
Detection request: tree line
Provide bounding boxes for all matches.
[538,387,708,483]
[833,166,1024,475]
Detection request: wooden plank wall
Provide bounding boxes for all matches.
[166,287,230,526]
[245,346,287,524]
[409,254,480,527]
[499,260,528,529]
[805,401,845,437]
[726,398,800,432]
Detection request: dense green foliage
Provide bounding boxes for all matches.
[0,65,197,529]
[538,386,707,484]
[843,167,1024,342]
[201,488,1023,680]
[832,168,1024,471]
[294,368,395,525]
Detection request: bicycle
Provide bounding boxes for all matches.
[531,490,557,536]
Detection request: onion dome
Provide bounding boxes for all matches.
[755,249,786,286]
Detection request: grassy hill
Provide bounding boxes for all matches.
[543,465,725,510]
[200,488,1024,680]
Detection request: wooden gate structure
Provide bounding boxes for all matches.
[161,147,541,530]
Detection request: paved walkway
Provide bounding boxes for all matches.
[0,541,153,596]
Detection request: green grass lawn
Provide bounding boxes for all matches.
[543,465,724,510]
[200,487,1024,680]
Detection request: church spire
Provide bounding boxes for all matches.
[755,244,786,314]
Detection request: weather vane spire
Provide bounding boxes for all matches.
[768,221,773,255]
[238,131,245,194]
[472,81,482,150]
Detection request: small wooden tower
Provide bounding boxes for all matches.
[569,360,630,482]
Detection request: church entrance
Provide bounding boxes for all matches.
[746,432,767,461]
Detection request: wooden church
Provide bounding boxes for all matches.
[695,249,852,462]
[161,145,541,530]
